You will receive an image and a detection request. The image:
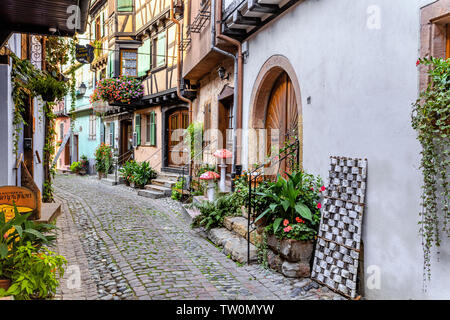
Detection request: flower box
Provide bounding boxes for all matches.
[267,234,314,278]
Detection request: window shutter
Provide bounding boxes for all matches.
[135,114,141,146]
[150,111,156,146]
[100,121,105,143]
[100,12,105,38]
[157,32,166,67]
[137,39,151,77]
[107,51,114,78]
[117,0,133,12]
[111,122,115,148]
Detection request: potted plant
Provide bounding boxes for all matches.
[95,143,113,179]
[90,76,144,105]
[69,161,81,174]
[255,171,325,277]
[79,155,89,175]
[119,160,138,186]
[0,205,63,299]
[131,161,157,189]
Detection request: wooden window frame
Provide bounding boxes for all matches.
[120,49,137,77]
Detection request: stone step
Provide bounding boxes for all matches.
[144,184,172,196]
[100,178,117,186]
[157,173,179,181]
[208,228,258,264]
[137,190,165,199]
[223,216,263,246]
[151,178,176,188]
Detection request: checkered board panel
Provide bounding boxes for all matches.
[311,156,367,299]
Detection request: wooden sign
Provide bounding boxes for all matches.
[0,186,37,221]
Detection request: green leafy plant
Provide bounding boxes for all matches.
[119,160,138,184]
[95,143,113,174]
[70,161,81,173]
[184,122,204,160]
[171,177,186,201]
[412,57,450,281]
[254,171,324,241]
[191,193,241,230]
[0,205,57,262]
[130,161,157,187]
[79,155,89,173]
[0,242,66,300]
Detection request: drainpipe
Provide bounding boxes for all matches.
[211,0,242,186]
[170,0,193,178]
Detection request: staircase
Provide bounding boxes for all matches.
[137,172,178,199]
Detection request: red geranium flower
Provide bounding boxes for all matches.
[320,186,326,192]
[416,59,421,67]
[317,203,322,209]
[283,219,289,227]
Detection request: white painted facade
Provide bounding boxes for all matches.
[0,33,46,192]
[240,0,449,299]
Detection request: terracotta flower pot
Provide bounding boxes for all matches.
[0,279,11,291]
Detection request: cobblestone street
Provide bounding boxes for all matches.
[53,174,343,300]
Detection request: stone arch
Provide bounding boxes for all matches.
[248,55,303,167]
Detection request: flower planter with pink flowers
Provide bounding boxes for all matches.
[252,170,325,278]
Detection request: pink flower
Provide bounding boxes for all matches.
[283,226,292,232]
[283,219,289,227]
[317,203,322,209]
[320,186,326,192]
[3,233,8,240]
[416,59,421,67]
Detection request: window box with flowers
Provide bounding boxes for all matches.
[252,171,325,278]
[90,76,144,106]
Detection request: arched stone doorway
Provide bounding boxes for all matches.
[249,55,303,173]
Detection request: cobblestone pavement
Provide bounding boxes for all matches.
[53,174,345,300]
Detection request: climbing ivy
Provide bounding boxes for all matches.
[412,57,450,283]
[10,36,71,202]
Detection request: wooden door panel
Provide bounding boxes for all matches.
[168,110,189,166]
[265,72,298,175]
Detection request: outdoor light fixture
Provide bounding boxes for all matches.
[78,82,87,96]
[218,67,229,80]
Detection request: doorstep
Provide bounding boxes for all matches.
[35,203,61,224]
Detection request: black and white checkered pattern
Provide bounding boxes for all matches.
[311,156,367,299]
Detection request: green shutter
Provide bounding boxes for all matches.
[100,12,104,38]
[117,0,133,12]
[157,32,166,67]
[135,114,141,146]
[150,111,156,146]
[110,122,115,148]
[107,51,114,78]
[138,39,151,77]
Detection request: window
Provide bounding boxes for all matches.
[89,115,97,140]
[95,16,101,40]
[59,122,64,140]
[117,0,133,12]
[120,49,137,76]
[146,111,156,146]
[152,32,166,69]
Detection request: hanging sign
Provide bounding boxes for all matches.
[75,44,94,64]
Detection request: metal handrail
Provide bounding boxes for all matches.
[246,138,300,264]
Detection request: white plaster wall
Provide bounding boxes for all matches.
[0,34,23,187]
[242,0,449,299]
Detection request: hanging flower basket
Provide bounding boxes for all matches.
[90,76,144,107]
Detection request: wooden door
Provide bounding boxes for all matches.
[73,135,79,163]
[168,109,189,166]
[265,72,298,175]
